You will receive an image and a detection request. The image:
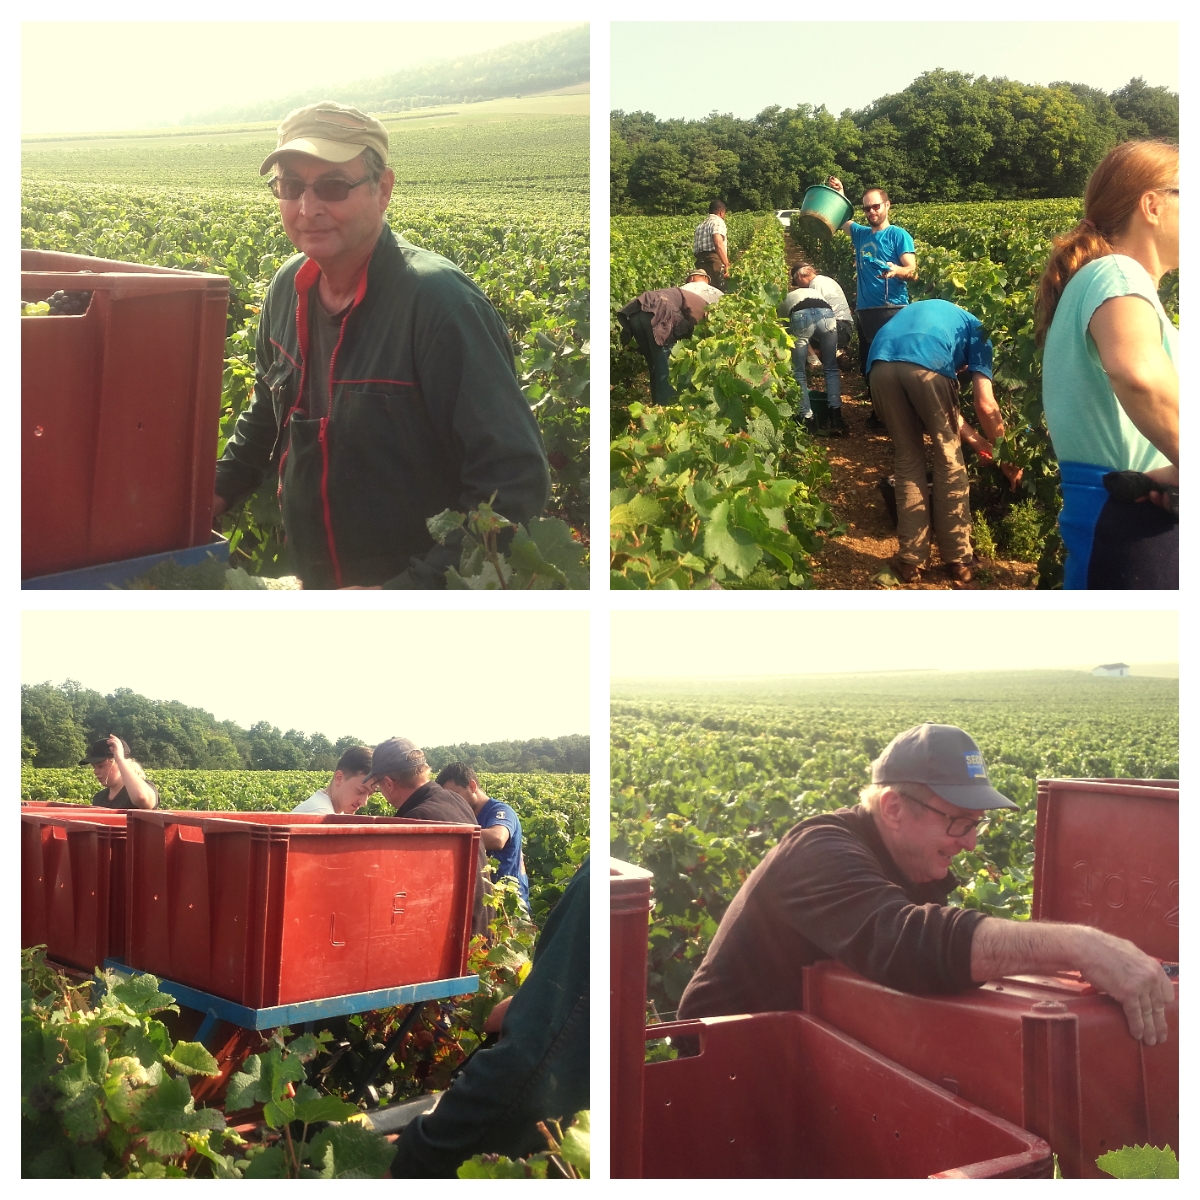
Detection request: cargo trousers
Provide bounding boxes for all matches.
[869,360,973,567]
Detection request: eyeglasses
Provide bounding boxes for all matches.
[901,793,990,838]
[863,202,885,212]
[269,175,372,202]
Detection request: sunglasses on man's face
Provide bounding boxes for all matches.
[863,202,885,212]
[269,175,371,202]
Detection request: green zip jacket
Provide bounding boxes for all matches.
[214,223,551,588]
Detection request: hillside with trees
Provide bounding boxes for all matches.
[612,71,1177,214]
[20,681,588,774]
[185,25,589,125]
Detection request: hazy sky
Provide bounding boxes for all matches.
[23,610,590,746]
[610,610,1177,678]
[21,20,584,135]
[611,22,1179,121]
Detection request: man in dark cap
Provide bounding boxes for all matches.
[678,723,1173,1046]
[366,737,490,934]
[213,100,550,589]
[82,735,159,810]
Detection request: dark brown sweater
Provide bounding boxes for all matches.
[677,804,984,1020]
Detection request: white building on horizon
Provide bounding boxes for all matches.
[1092,663,1131,677]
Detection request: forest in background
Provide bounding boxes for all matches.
[612,71,1178,213]
[20,680,588,774]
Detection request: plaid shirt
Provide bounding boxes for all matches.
[693,214,728,254]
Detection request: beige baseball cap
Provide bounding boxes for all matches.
[259,100,390,176]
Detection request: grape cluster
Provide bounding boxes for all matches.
[47,289,93,315]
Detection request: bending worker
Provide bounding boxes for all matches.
[616,270,722,405]
[866,298,1021,585]
[678,723,1173,1047]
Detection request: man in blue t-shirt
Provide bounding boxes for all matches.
[827,177,918,430]
[864,299,1021,586]
[436,762,530,911]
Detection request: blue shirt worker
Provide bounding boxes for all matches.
[865,299,1020,585]
[437,762,530,910]
[826,177,917,429]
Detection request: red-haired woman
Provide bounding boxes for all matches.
[1036,140,1178,589]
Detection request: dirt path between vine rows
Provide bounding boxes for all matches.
[782,235,1036,590]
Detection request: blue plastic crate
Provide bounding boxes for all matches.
[23,533,229,590]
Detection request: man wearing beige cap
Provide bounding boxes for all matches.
[678,723,1173,1046]
[366,736,490,934]
[213,101,551,589]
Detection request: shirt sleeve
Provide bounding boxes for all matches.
[772,826,984,994]
[965,319,994,378]
[486,805,519,838]
[381,274,552,590]
[896,227,916,256]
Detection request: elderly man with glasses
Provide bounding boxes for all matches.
[213,101,550,589]
[678,722,1173,1047]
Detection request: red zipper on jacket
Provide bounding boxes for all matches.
[316,262,372,588]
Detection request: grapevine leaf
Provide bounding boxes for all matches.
[1095,1145,1178,1179]
[244,1144,289,1179]
[306,1121,395,1179]
[163,1040,220,1076]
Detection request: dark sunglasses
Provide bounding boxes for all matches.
[269,175,372,202]
[863,202,885,212]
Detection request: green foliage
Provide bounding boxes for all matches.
[611,217,839,589]
[21,678,588,773]
[22,107,588,573]
[612,72,1176,213]
[429,500,588,589]
[1096,1144,1178,1179]
[611,671,1177,1013]
[223,1032,392,1179]
[458,1111,590,1179]
[21,948,238,1178]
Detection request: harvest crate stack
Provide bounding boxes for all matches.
[612,778,1178,1179]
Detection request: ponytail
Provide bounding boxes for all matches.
[1034,138,1178,347]
[1034,223,1113,346]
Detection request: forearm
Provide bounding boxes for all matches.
[715,235,729,268]
[971,375,1005,443]
[970,917,1087,982]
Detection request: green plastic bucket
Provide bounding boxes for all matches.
[796,184,853,239]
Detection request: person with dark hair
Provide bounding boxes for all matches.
[693,201,731,290]
[678,726,1171,1048]
[1036,139,1179,589]
[390,857,589,1178]
[366,737,490,935]
[866,299,1021,584]
[616,270,723,404]
[436,762,530,910]
[83,736,159,810]
[826,178,918,430]
[212,100,550,590]
[291,745,374,814]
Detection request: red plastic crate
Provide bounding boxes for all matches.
[641,1012,1053,1178]
[124,811,479,1006]
[1034,778,1178,961]
[22,249,228,578]
[21,810,128,970]
[611,858,654,1179]
[803,960,1177,1178]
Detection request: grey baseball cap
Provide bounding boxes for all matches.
[364,737,426,786]
[872,723,1017,810]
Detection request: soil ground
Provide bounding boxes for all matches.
[782,234,1037,591]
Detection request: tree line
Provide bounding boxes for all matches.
[20,681,589,774]
[612,71,1178,214]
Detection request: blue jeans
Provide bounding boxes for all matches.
[789,310,840,416]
